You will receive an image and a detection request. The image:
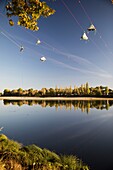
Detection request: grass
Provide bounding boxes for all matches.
[0,134,90,170]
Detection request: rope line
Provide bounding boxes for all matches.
[78,0,93,24]
[77,0,113,58]
[1,31,20,48]
[61,0,84,31]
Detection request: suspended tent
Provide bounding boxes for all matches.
[40,56,46,62]
[20,45,24,52]
[0,127,4,131]
[87,24,96,31]
[36,39,41,45]
[81,32,88,40]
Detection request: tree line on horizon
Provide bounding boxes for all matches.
[1,83,113,97]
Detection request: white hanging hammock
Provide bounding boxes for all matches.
[20,45,24,52]
[81,32,88,40]
[0,127,4,131]
[87,24,96,31]
[36,39,41,45]
[40,56,46,62]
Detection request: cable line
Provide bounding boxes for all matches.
[78,0,93,24]
[61,0,85,31]
[1,31,20,48]
[61,0,112,61]
[78,0,113,57]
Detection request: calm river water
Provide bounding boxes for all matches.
[0,99,113,170]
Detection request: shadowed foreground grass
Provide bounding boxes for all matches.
[0,134,89,170]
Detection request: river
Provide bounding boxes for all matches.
[0,99,113,170]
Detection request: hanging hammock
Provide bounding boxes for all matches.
[36,39,41,45]
[40,56,46,62]
[20,45,24,52]
[81,32,88,40]
[87,24,96,31]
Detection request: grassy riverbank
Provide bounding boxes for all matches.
[0,134,89,170]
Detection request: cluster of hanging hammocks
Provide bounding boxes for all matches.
[19,24,96,61]
[20,38,46,62]
[81,24,96,41]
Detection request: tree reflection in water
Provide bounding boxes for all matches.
[3,100,113,113]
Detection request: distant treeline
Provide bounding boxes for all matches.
[3,100,113,113]
[1,82,113,97]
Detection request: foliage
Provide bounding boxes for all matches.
[4,0,113,31]
[2,83,113,97]
[6,0,55,31]
[0,134,90,170]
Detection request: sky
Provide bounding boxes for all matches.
[0,0,113,92]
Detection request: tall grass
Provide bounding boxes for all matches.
[0,134,90,170]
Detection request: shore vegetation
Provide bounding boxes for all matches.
[0,83,113,98]
[0,134,89,170]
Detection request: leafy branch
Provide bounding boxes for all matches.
[6,0,55,31]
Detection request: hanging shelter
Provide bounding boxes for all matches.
[40,56,46,62]
[81,32,88,41]
[20,46,24,52]
[87,24,96,31]
[36,39,41,45]
[0,127,4,131]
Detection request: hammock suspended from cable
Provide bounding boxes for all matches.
[40,56,46,62]
[20,45,24,52]
[36,39,41,45]
[0,127,4,131]
[81,32,88,40]
[87,24,96,31]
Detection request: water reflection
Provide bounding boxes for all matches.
[1,99,113,170]
[3,100,113,113]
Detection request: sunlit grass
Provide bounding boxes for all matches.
[0,134,90,170]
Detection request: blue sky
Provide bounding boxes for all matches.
[0,0,113,92]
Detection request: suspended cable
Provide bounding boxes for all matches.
[0,10,110,77]
[1,31,20,48]
[61,0,84,31]
[21,27,58,51]
[21,20,110,63]
[78,0,93,24]
[0,4,111,68]
[0,25,21,46]
[78,0,113,57]
[61,0,112,61]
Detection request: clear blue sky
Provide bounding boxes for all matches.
[0,0,113,92]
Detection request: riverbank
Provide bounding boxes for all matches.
[0,96,113,100]
[0,134,89,170]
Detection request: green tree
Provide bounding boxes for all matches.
[55,85,58,96]
[48,87,55,96]
[96,86,102,96]
[41,88,47,96]
[3,89,11,96]
[11,89,18,96]
[6,0,55,31]
[105,86,109,95]
[68,85,72,96]
[17,88,23,96]
[28,88,34,96]
[85,82,90,95]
